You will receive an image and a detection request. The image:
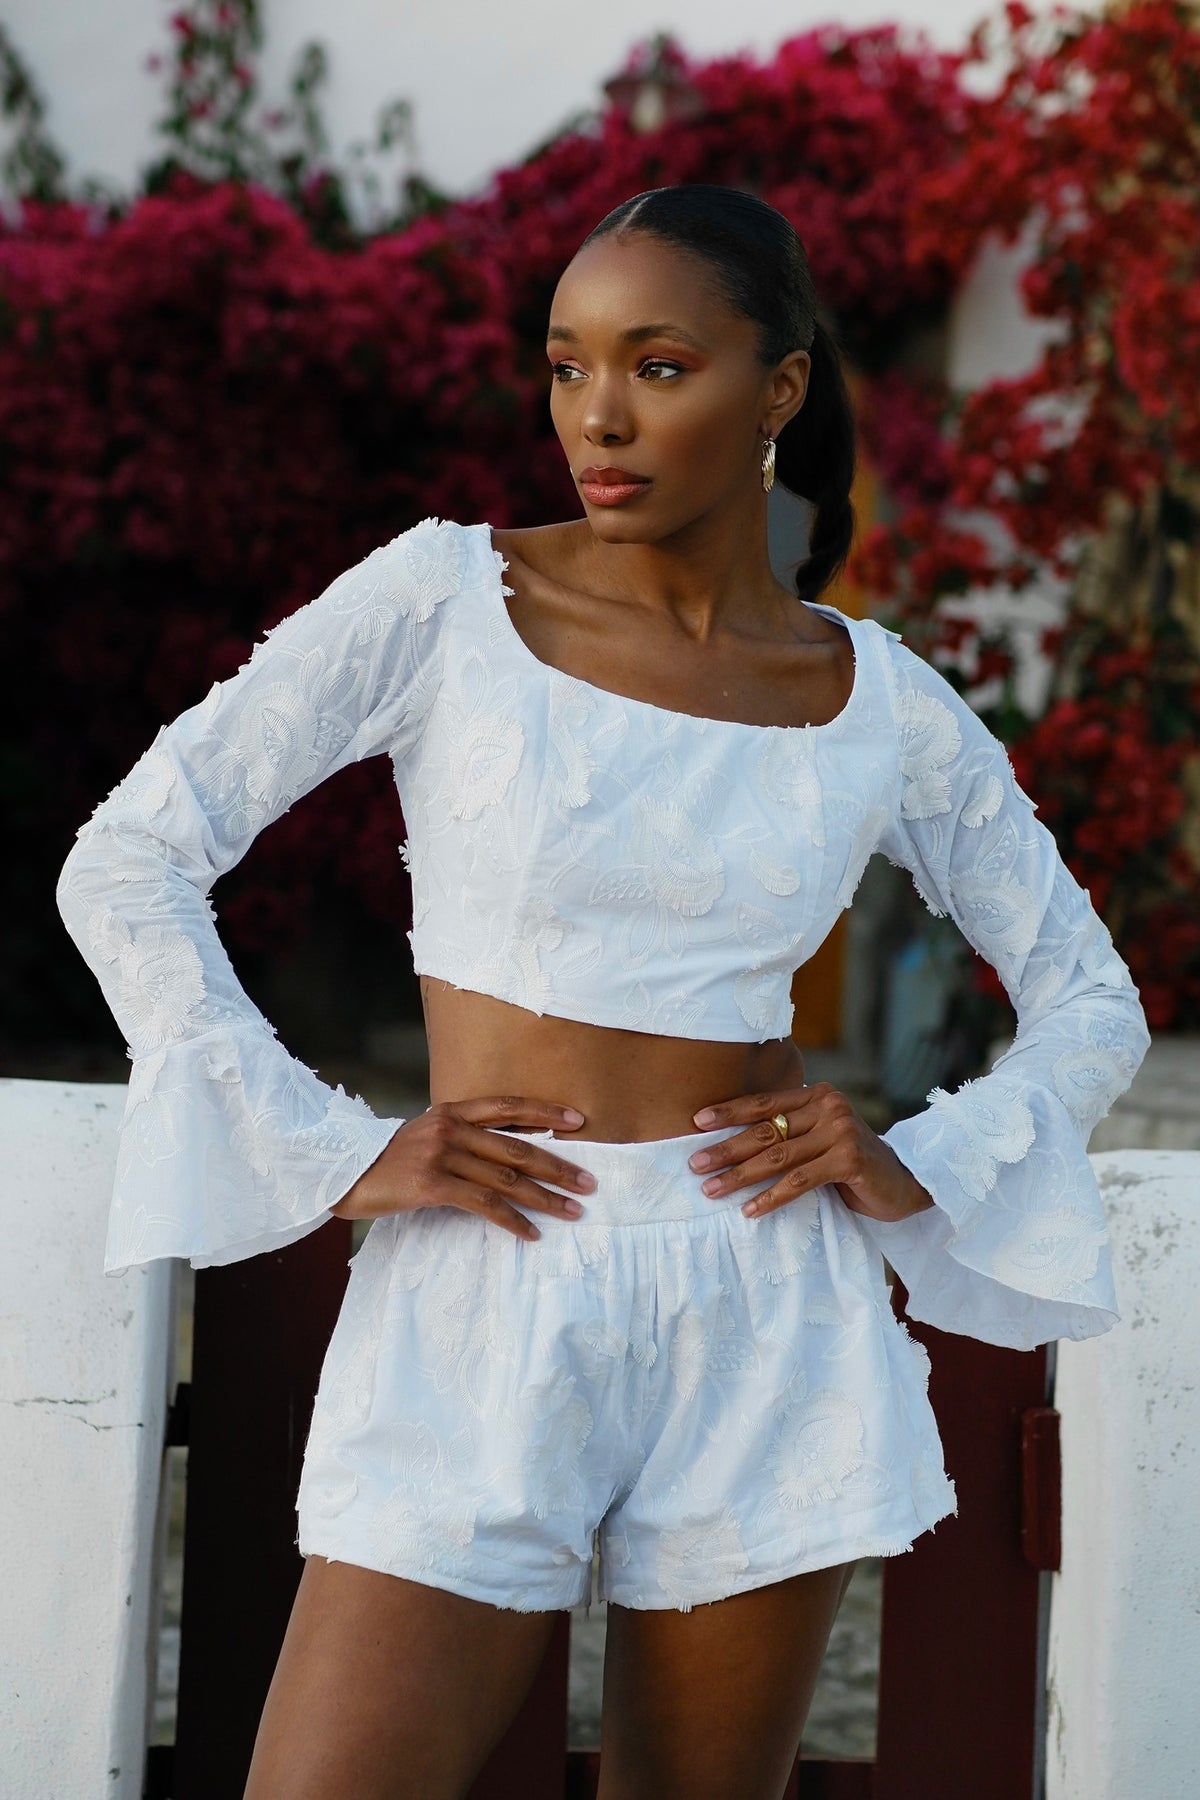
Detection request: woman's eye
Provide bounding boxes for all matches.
[548,359,684,383]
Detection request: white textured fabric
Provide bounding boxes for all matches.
[406,527,887,1040]
[297,1122,958,1611]
[862,637,1152,1347]
[56,514,1150,1351]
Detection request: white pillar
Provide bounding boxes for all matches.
[0,1078,176,1800]
[1047,1148,1200,1799]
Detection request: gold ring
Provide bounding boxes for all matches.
[771,1112,789,1141]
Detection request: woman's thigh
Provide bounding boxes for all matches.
[243,1555,558,1800]
[597,1558,858,1800]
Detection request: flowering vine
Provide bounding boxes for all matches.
[853,0,1200,1027]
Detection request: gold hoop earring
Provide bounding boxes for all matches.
[760,436,776,494]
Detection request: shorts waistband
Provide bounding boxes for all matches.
[486,1123,778,1228]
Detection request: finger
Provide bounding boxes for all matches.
[451,1184,544,1241]
[457,1120,597,1194]
[442,1145,588,1221]
[740,1149,848,1217]
[698,1120,839,1198]
[692,1083,827,1134]
[689,1102,825,1177]
[453,1094,587,1132]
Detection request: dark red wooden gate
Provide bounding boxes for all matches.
[148,1238,1056,1799]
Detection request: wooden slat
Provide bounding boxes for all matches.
[173,1222,354,1797]
[797,1757,875,1798]
[565,1750,602,1799]
[1020,1406,1062,1572]
[873,1278,1048,1800]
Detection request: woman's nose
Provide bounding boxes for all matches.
[581,375,633,445]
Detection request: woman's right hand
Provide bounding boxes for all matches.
[328,1096,597,1240]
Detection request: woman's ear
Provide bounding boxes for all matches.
[763,348,811,439]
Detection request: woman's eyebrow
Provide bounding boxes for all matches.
[546,321,708,351]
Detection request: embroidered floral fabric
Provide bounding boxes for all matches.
[54,519,466,1272]
[296,1127,959,1610]
[57,515,1149,1350]
[863,639,1151,1347]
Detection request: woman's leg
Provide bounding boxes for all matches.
[243,1555,558,1800]
[596,1558,859,1800]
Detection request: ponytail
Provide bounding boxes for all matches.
[774,318,857,606]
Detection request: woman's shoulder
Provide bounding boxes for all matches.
[373,512,480,572]
[487,519,589,576]
[865,616,988,734]
[333,515,486,621]
[863,621,1038,836]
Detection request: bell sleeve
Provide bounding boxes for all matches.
[55,515,464,1276]
[856,637,1152,1350]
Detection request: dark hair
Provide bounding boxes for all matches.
[577,184,856,607]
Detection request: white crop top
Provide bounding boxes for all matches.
[57,515,1151,1350]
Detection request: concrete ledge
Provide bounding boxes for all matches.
[1047,1147,1200,1799]
[1089,1037,1200,1154]
[0,1077,177,1799]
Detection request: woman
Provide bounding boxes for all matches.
[57,184,1150,1799]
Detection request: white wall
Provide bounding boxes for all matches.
[6,0,1073,203]
[1048,1149,1200,1800]
[0,1079,176,1800]
[938,212,1073,715]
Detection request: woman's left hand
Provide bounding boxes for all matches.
[688,1082,937,1223]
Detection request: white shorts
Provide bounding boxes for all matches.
[295,1122,958,1612]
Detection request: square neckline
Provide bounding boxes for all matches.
[477,522,865,737]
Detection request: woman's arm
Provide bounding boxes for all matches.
[855,637,1152,1350]
[56,515,463,1275]
[608,624,1147,1353]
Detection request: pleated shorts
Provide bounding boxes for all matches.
[295,1122,958,1612]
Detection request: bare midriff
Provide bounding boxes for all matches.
[420,977,805,1142]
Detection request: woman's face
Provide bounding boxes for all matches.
[546,230,810,543]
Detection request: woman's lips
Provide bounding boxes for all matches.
[580,476,653,506]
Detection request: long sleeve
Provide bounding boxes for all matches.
[56,515,465,1276]
[857,637,1152,1351]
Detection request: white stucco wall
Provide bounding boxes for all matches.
[6,0,1083,203]
[936,210,1073,716]
[1047,1149,1200,1800]
[0,1079,176,1800]
[945,213,1063,392]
